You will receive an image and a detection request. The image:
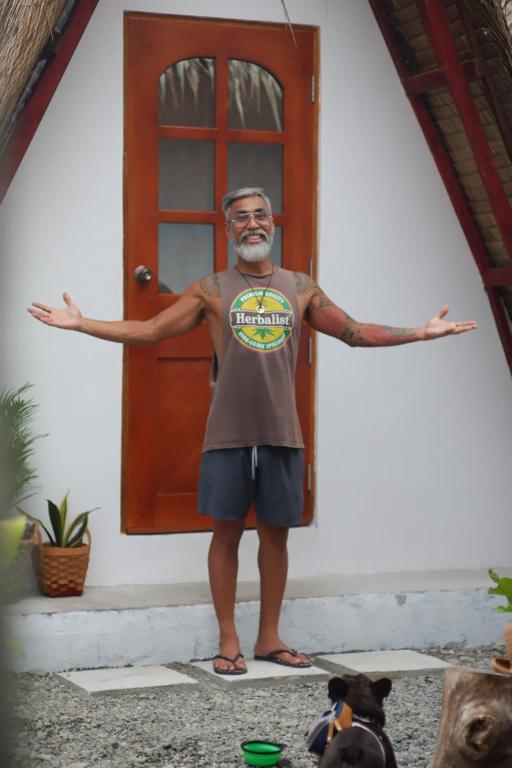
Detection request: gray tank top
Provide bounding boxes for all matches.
[202,266,303,451]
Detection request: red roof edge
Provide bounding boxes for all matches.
[0,0,100,205]
[369,0,512,375]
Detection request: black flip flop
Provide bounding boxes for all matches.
[254,648,311,668]
[212,652,247,675]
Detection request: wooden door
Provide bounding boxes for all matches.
[123,13,318,533]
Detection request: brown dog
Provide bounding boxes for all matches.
[318,674,397,768]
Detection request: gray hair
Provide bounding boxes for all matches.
[221,187,272,220]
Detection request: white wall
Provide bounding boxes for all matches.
[2,0,511,586]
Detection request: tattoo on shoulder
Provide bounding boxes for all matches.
[317,288,334,309]
[294,272,316,295]
[199,273,220,298]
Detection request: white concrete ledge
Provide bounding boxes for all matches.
[6,570,510,673]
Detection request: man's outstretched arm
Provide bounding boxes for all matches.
[27,282,206,344]
[295,274,478,346]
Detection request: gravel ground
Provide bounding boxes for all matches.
[8,644,502,768]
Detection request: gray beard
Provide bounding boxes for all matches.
[235,236,274,263]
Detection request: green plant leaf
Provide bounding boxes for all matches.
[0,383,47,515]
[59,492,68,538]
[63,508,98,547]
[23,512,55,546]
[47,499,64,546]
[5,637,24,655]
[66,518,89,548]
[488,568,512,611]
[0,514,26,570]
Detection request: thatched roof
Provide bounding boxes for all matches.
[372,0,512,371]
[0,0,75,153]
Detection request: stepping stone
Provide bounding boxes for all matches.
[191,658,329,683]
[317,650,451,675]
[58,665,198,694]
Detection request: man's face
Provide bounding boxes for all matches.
[225,195,275,263]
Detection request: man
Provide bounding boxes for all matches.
[27,186,477,674]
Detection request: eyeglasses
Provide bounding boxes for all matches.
[230,210,271,225]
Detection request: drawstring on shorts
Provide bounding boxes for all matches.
[251,446,258,480]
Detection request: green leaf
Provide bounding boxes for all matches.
[47,499,64,546]
[66,518,88,548]
[5,637,24,655]
[0,383,47,514]
[59,492,68,538]
[488,568,512,611]
[23,512,55,546]
[0,515,26,570]
[63,508,98,547]
[254,328,276,340]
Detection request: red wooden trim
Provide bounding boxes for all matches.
[454,0,512,161]
[404,59,477,95]
[369,0,491,277]
[486,288,512,372]
[158,125,285,144]
[158,126,219,140]
[369,0,512,374]
[156,210,220,223]
[483,267,512,288]
[418,0,512,254]
[0,0,99,204]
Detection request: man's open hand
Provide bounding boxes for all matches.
[27,292,82,330]
[424,305,477,339]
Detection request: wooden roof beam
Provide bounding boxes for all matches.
[417,0,512,257]
[404,60,477,95]
[483,267,512,288]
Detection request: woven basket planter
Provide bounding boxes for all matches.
[33,526,91,597]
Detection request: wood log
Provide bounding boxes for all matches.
[431,666,512,767]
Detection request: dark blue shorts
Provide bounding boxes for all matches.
[198,446,304,527]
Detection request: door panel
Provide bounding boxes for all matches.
[123,13,318,533]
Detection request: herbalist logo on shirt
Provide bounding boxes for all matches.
[229,288,295,352]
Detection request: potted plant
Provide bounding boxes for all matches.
[488,568,512,675]
[29,493,98,597]
[0,384,46,602]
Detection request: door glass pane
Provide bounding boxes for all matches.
[159,58,215,127]
[158,223,214,293]
[228,227,282,268]
[228,143,283,212]
[228,60,283,131]
[159,139,214,210]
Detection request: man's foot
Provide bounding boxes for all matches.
[212,652,247,675]
[253,641,311,668]
[212,638,247,674]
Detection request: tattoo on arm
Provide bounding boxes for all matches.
[199,273,220,298]
[380,326,416,338]
[294,272,316,295]
[317,288,334,309]
[339,320,418,347]
[339,314,369,347]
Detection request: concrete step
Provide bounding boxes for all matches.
[6,570,507,672]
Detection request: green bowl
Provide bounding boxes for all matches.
[240,740,285,767]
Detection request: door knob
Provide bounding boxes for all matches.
[134,265,153,284]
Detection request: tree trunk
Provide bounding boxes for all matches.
[431,667,512,768]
